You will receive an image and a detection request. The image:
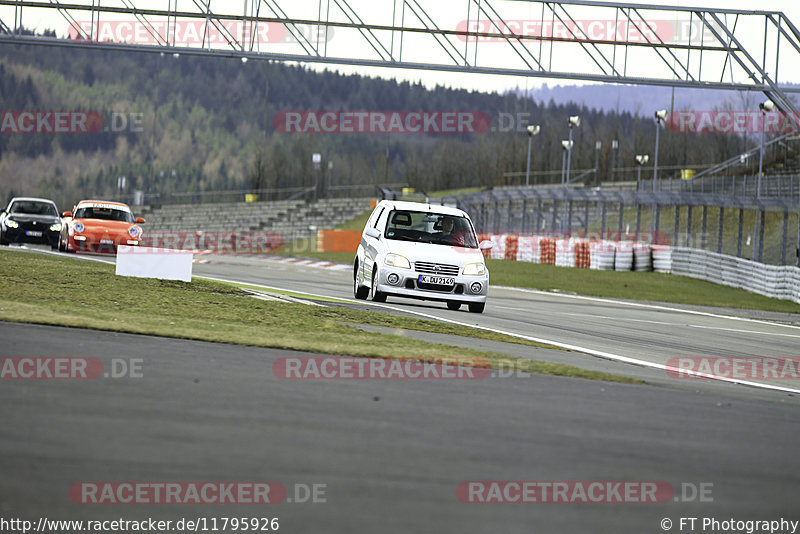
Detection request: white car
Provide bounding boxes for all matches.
[353,200,492,313]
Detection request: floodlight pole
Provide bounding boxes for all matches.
[525,125,540,187]
[566,127,575,187]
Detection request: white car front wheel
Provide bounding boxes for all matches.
[353,261,369,300]
[370,269,387,303]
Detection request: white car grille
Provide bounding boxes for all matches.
[414,261,460,276]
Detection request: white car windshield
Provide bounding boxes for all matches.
[384,210,478,248]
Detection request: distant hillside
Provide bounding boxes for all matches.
[524,83,799,116]
[0,36,759,208]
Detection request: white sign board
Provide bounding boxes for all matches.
[115,246,193,282]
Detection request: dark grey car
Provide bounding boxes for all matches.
[0,197,62,249]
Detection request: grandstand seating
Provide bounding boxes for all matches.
[138,197,373,240]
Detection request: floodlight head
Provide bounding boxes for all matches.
[527,124,541,136]
[568,115,581,127]
[561,140,573,150]
[635,154,650,165]
[760,100,775,112]
[654,109,668,122]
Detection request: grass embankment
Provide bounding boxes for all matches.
[486,259,800,313]
[0,249,636,383]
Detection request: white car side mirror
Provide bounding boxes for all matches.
[479,240,493,250]
[365,228,381,239]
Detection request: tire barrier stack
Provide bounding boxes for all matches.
[540,238,556,264]
[516,236,542,263]
[589,241,616,270]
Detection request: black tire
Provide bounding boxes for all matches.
[446,301,461,311]
[0,230,7,246]
[468,302,485,314]
[370,270,387,303]
[353,261,369,300]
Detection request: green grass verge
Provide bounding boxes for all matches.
[429,186,486,198]
[208,280,566,349]
[0,249,636,383]
[335,209,373,231]
[486,259,800,313]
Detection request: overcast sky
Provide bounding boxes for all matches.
[6,0,800,95]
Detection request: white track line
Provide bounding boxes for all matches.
[493,285,800,331]
[13,247,800,395]
[196,274,800,396]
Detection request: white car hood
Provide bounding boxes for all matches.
[383,239,485,266]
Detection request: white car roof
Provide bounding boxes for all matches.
[378,200,468,218]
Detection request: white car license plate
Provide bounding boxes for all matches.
[100,238,114,245]
[25,231,43,237]
[418,275,455,286]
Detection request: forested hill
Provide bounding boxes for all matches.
[0,41,747,206]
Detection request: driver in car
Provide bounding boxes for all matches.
[438,216,465,246]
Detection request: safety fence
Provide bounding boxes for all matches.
[445,187,800,267]
[476,232,800,305]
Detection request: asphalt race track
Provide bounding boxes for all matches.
[2,247,800,533]
[194,254,800,396]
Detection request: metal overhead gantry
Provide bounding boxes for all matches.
[1,0,799,113]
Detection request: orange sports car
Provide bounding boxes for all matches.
[59,200,145,254]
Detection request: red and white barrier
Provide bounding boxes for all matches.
[480,233,659,272]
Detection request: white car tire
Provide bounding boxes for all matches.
[370,269,387,303]
[353,261,369,300]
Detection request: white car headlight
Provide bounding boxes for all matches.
[384,253,411,269]
[73,222,85,233]
[5,219,19,229]
[128,226,140,238]
[50,223,62,232]
[463,262,486,276]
